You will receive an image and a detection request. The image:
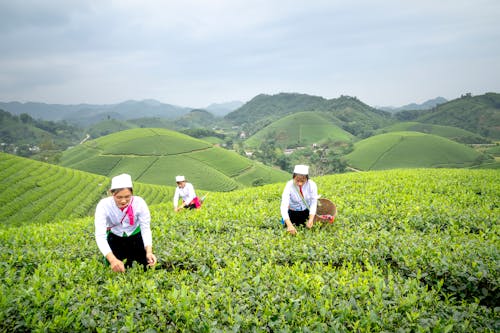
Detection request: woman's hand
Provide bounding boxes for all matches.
[287,225,297,235]
[106,253,125,272]
[146,252,157,267]
[306,216,314,229]
[109,258,125,272]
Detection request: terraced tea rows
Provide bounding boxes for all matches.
[0,158,498,332]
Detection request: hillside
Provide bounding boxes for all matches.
[377,121,490,144]
[245,112,354,148]
[85,119,138,138]
[0,152,175,226]
[0,109,83,159]
[396,93,500,140]
[344,131,489,170]
[1,168,498,331]
[225,93,394,137]
[173,109,219,128]
[60,128,290,191]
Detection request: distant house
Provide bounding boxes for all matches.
[239,131,247,139]
[245,151,253,157]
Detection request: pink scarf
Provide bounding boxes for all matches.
[119,197,135,225]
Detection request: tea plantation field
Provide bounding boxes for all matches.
[0,156,498,331]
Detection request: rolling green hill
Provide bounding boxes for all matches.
[344,131,489,170]
[0,152,175,226]
[60,128,290,191]
[245,112,354,148]
[377,121,490,144]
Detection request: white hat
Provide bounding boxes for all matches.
[110,173,133,190]
[175,175,186,182]
[293,164,309,175]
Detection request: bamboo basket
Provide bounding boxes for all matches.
[314,198,337,224]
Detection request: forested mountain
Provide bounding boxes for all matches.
[395,93,500,139]
[225,93,394,137]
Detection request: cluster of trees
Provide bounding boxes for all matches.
[242,134,352,175]
[0,110,82,162]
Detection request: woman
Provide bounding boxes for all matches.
[280,165,318,235]
[95,173,157,272]
[173,175,201,211]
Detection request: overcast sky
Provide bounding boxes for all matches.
[0,0,499,108]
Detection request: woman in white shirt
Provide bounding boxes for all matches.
[280,165,318,235]
[173,175,201,211]
[95,173,157,272]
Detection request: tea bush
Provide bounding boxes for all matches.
[0,168,498,332]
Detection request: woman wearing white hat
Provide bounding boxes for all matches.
[280,165,319,235]
[173,175,201,211]
[94,173,157,272]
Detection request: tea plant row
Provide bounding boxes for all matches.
[0,166,498,331]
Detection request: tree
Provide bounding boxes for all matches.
[19,113,33,124]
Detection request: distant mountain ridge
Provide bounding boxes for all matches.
[379,97,448,112]
[0,100,192,126]
[205,101,244,116]
[0,99,243,125]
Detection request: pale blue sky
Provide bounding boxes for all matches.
[0,0,499,108]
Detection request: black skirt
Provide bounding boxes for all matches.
[288,209,310,227]
[107,231,148,268]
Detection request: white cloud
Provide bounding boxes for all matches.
[0,0,499,107]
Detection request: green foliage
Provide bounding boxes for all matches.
[245,111,354,148]
[345,132,490,170]
[233,163,290,187]
[378,121,491,144]
[0,152,174,226]
[0,109,83,158]
[181,128,225,140]
[396,93,500,140]
[86,119,137,138]
[226,93,393,137]
[0,168,498,331]
[60,128,290,190]
[188,147,253,177]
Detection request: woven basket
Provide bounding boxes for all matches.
[314,198,337,223]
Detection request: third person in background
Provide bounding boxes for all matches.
[173,175,201,211]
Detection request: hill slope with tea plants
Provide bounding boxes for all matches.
[0,165,498,332]
[244,111,354,148]
[344,131,490,170]
[60,127,290,191]
[0,152,176,226]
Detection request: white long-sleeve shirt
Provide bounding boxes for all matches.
[94,195,152,257]
[173,182,197,208]
[280,179,318,221]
